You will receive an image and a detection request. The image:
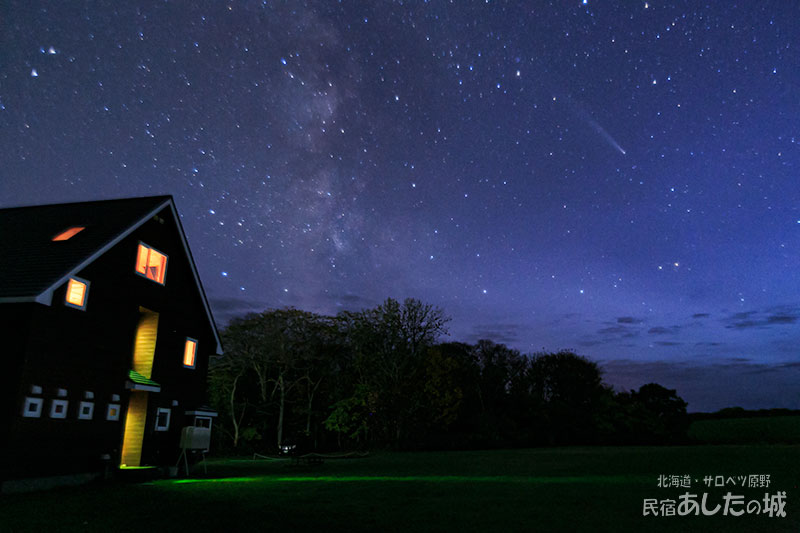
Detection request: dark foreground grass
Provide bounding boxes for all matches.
[1,446,798,532]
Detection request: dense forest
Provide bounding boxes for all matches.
[208,298,689,453]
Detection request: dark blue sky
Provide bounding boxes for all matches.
[2,1,799,411]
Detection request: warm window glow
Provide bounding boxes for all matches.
[183,338,197,368]
[52,226,85,241]
[135,243,167,284]
[65,278,88,309]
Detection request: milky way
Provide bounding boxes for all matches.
[2,2,799,411]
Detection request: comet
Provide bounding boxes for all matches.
[586,117,626,155]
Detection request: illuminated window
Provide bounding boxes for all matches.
[78,401,94,420]
[106,403,121,421]
[65,277,89,310]
[52,226,85,241]
[155,408,171,431]
[183,338,197,369]
[135,243,168,284]
[22,397,43,418]
[50,399,68,419]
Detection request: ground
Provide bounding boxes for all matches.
[1,446,797,532]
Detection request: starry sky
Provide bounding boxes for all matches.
[2,1,799,412]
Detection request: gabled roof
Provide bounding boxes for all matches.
[0,195,222,354]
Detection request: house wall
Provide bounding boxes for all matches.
[4,206,218,481]
[0,304,34,484]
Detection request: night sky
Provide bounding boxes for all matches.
[3,2,799,412]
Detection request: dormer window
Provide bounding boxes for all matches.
[135,243,167,284]
[65,277,89,310]
[183,338,197,369]
[52,226,85,241]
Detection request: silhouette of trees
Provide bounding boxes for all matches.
[209,300,689,452]
[331,298,450,448]
[210,309,337,451]
[612,383,689,444]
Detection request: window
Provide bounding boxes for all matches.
[52,226,85,241]
[78,401,94,420]
[135,243,168,284]
[106,403,121,421]
[50,399,69,419]
[22,397,43,418]
[155,408,171,431]
[183,338,197,368]
[65,278,89,310]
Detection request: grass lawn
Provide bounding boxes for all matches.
[1,446,797,532]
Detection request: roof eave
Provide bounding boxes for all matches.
[163,201,224,355]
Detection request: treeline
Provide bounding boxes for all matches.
[690,407,800,421]
[208,298,689,453]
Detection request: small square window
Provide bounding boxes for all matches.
[194,416,212,429]
[65,278,89,310]
[78,401,94,420]
[183,338,197,368]
[22,397,43,418]
[155,408,171,431]
[50,399,69,419]
[106,403,121,421]
[111,394,120,402]
[135,243,168,284]
[30,384,42,395]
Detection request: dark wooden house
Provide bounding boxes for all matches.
[0,196,221,489]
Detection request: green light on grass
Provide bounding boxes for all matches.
[169,477,261,484]
[159,475,635,485]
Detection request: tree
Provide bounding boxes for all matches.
[421,345,464,428]
[528,351,606,444]
[332,298,449,447]
[253,309,332,450]
[211,308,333,451]
[630,383,689,443]
[208,353,256,449]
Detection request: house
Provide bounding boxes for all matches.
[0,196,222,490]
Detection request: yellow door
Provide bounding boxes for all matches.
[120,392,148,467]
[120,308,159,467]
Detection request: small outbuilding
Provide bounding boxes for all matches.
[0,196,222,490]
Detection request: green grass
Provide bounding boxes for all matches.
[690,416,800,444]
[2,446,798,532]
